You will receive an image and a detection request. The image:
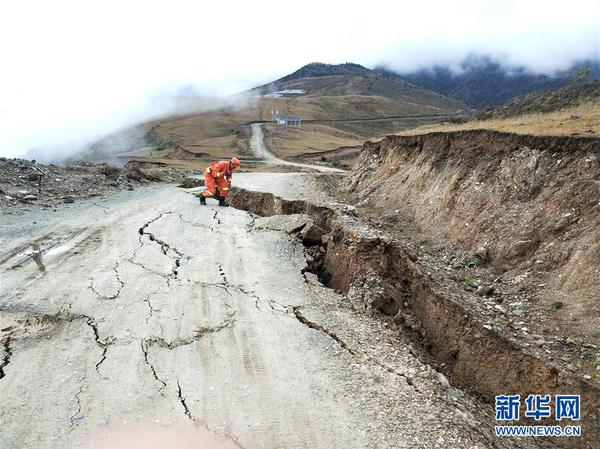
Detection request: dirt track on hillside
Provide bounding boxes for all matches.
[249,124,346,173]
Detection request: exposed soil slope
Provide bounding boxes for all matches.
[344,131,600,371]
[229,182,600,449]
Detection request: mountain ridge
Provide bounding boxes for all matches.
[380,56,600,108]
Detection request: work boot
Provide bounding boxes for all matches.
[218,198,230,207]
[199,195,206,205]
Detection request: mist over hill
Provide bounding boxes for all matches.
[379,55,600,108]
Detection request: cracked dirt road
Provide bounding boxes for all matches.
[0,175,531,449]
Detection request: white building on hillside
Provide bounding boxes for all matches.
[275,116,301,127]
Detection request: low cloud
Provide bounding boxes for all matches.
[1,0,597,158]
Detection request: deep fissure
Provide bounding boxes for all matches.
[228,186,600,431]
[0,337,13,379]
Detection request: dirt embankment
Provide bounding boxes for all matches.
[166,145,208,160]
[347,130,600,335]
[229,134,600,447]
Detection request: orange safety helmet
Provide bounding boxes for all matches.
[230,157,241,169]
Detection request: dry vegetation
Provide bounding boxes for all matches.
[96,68,465,167]
[262,123,363,157]
[399,100,600,137]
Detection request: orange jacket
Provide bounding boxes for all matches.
[206,161,234,182]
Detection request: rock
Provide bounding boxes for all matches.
[437,372,450,390]
[553,213,574,232]
[254,214,312,235]
[474,246,490,263]
[27,172,43,181]
[303,272,322,287]
[20,194,38,201]
[178,177,204,188]
[476,285,494,296]
[124,167,161,182]
[300,222,323,244]
[98,164,121,180]
[62,196,75,204]
[509,240,535,257]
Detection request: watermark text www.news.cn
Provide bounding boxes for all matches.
[495,394,581,437]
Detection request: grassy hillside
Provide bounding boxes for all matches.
[478,80,600,118]
[78,63,466,167]
[398,83,600,138]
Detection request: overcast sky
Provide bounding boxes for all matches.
[1,0,598,158]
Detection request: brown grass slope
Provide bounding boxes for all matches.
[79,63,466,165]
[403,81,600,138]
[480,80,600,118]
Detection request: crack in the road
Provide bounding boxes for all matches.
[235,285,287,313]
[137,212,187,280]
[35,305,113,377]
[69,371,87,431]
[143,291,159,324]
[218,264,228,283]
[207,280,288,314]
[88,261,125,300]
[112,262,125,297]
[245,215,256,233]
[177,380,193,420]
[137,211,174,236]
[292,306,356,355]
[142,317,235,350]
[0,336,13,380]
[177,380,247,449]
[141,340,167,395]
[207,210,222,232]
[84,316,113,375]
[292,306,420,391]
[176,212,220,232]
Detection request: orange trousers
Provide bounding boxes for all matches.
[203,173,230,198]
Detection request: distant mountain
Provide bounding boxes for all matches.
[383,56,600,109]
[72,62,467,164]
[252,62,465,113]
[275,62,374,83]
